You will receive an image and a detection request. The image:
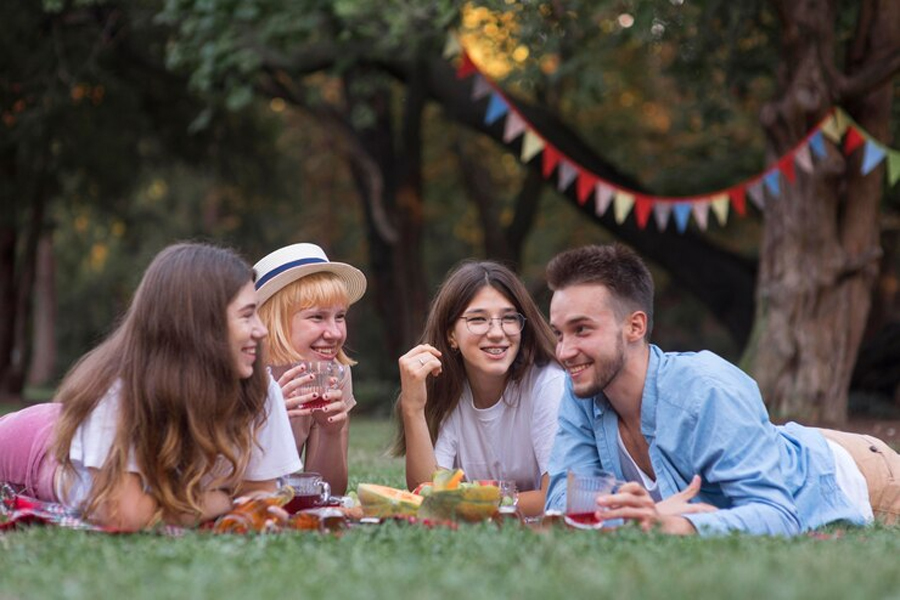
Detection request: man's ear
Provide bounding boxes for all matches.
[625,311,648,342]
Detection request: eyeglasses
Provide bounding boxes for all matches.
[460,313,527,335]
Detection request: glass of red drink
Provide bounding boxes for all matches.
[564,471,623,530]
[281,472,331,514]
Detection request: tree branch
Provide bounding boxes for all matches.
[837,48,900,101]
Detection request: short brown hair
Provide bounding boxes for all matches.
[547,243,654,337]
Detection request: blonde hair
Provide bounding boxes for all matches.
[52,243,269,523]
[259,272,356,366]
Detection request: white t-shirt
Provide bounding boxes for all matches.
[58,377,302,508]
[433,363,566,492]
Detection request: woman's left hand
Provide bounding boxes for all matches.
[291,387,348,434]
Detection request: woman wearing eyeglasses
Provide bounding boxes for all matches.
[392,261,565,517]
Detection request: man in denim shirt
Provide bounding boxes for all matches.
[544,243,900,535]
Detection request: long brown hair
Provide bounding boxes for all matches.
[52,243,270,522]
[392,260,556,456]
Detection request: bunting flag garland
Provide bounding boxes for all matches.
[446,41,900,234]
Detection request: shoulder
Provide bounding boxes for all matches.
[651,348,765,420]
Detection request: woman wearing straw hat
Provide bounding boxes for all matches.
[253,243,366,495]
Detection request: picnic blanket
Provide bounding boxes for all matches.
[0,482,108,531]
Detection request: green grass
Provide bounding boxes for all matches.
[2,418,900,600]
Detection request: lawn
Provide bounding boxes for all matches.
[2,417,900,600]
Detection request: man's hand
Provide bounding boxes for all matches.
[596,475,715,535]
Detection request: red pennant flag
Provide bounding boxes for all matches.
[542,145,561,179]
[634,195,653,230]
[456,53,478,80]
[728,186,746,216]
[576,171,599,206]
[843,127,865,155]
[778,154,796,184]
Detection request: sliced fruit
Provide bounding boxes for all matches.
[433,468,465,491]
[356,483,423,518]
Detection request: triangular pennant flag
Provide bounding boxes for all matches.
[653,202,673,231]
[794,144,814,173]
[576,171,599,206]
[442,35,462,59]
[556,160,578,192]
[809,131,827,158]
[520,130,544,163]
[763,170,781,197]
[778,154,796,184]
[728,186,746,216]
[634,195,653,230]
[613,191,635,224]
[503,111,528,143]
[821,113,843,143]
[594,183,614,216]
[747,180,765,210]
[691,200,710,231]
[484,93,509,126]
[834,109,850,137]
[888,150,900,186]
[471,75,492,101]
[456,53,477,79]
[672,203,692,233]
[542,145,561,178]
[843,126,865,155]
[710,194,730,226]
[861,140,887,176]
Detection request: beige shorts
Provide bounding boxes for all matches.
[817,428,900,525]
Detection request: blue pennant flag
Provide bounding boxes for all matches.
[809,131,826,158]
[484,93,510,126]
[861,140,887,176]
[763,170,781,197]
[673,203,692,233]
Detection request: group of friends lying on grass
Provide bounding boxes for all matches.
[1,241,897,534]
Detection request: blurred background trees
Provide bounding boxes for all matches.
[3,0,898,424]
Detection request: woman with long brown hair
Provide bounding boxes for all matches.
[393,260,565,517]
[0,243,300,530]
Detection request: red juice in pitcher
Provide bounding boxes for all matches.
[284,494,324,514]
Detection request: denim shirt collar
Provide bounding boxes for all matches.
[640,344,662,439]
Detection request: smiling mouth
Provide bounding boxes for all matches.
[311,346,338,358]
[566,363,590,377]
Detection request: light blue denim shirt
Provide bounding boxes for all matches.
[545,345,867,536]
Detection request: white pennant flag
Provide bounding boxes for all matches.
[471,75,492,101]
[794,144,814,173]
[595,183,614,216]
[653,202,672,231]
[613,191,635,224]
[691,200,710,231]
[503,112,528,143]
[557,161,578,192]
[747,181,766,211]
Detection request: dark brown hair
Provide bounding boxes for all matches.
[546,243,655,338]
[52,242,269,523]
[392,260,556,455]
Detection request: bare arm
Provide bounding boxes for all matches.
[303,414,350,495]
[399,345,443,490]
[515,474,550,518]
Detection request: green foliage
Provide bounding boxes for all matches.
[2,418,900,600]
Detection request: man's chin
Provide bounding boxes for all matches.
[572,383,601,399]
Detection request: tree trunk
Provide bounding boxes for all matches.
[27,232,57,386]
[749,0,898,424]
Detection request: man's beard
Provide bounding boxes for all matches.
[572,334,625,399]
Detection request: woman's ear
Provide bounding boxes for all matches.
[447,330,458,351]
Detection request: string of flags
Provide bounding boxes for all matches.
[443,36,900,233]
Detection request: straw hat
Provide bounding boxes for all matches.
[253,243,367,307]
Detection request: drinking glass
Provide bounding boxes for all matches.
[268,360,344,409]
[564,470,623,530]
[280,472,331,514]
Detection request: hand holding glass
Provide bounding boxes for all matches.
[269,360,344,410]
[565,471,624,530]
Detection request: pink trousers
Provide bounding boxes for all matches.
[0,402,60,501]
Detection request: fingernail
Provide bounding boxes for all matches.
[312,393,319,399]
[327,417,333,423]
